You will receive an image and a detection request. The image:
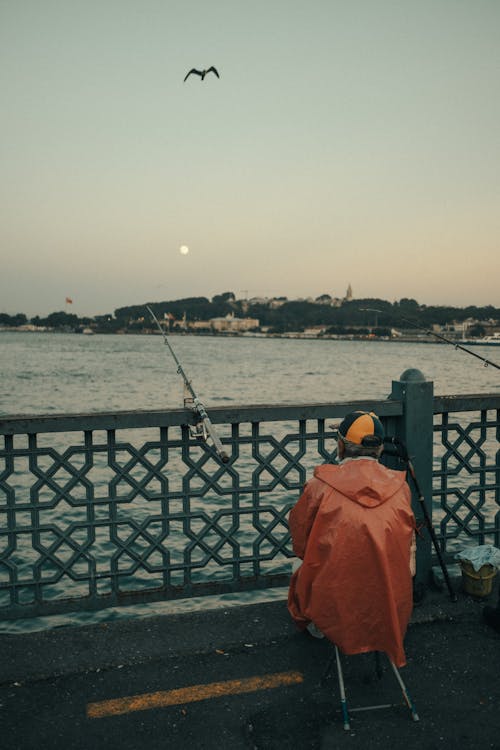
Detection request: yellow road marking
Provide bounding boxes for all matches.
[87,670,303,719]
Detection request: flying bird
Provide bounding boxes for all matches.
[184,66,220,82]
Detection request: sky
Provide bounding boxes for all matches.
[1,0,499,317]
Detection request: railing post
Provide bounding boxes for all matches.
[390,368,434,586]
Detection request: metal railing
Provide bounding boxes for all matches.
[432,395,500,552]
[0,371,499,621]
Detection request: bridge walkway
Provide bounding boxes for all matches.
[1,580,499,749]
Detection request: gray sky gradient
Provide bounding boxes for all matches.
[1,0,499,317]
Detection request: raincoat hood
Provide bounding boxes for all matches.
[313,459,407,508]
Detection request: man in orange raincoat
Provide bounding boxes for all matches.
[287,411,416,667]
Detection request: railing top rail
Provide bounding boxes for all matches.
[0,398,402,435]
[433,392,500,414]
[2,392,498,436]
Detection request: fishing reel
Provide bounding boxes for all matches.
[383,436,410,462]
[183,389,209,441]
[189,420,209,441]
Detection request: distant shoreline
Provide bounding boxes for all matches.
[2,327,499,346]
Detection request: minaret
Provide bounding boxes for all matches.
[345,283,353,301]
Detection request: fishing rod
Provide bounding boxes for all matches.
[146,305,229,463]
[359,308,500,371]
[383,436,458,602]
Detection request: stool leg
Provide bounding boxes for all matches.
[335,645,351,730]
[374,650,384,680]
[388,659,420,722]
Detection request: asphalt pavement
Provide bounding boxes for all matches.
[1,576,500,750]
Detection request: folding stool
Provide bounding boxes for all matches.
[331,644,419,730]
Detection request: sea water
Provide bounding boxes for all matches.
[1,331,498,416]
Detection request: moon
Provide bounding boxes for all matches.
[179,245,189,255]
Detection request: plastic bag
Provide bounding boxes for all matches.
[456,545,500,572]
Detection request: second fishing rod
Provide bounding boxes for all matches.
[359,307,500,371]
[383,435,457,602]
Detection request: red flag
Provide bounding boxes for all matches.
[65,297,73,304]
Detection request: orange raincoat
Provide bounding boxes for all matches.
[287,459,415,667]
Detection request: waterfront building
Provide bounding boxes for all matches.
[209,313,259,332]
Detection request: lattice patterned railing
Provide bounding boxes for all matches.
[432,397,500,555]
[1,394,499,620]
[0,400,399,619]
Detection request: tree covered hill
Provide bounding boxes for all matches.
[115,294,500,334]
[1,292,499,334]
